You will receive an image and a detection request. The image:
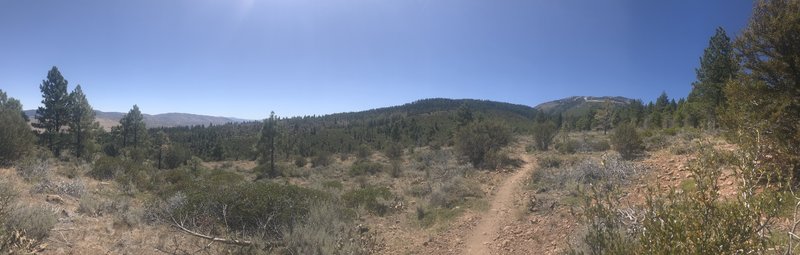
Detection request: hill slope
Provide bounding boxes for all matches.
[534,96,633,116]
[23,110,248,130]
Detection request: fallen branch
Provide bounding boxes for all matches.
[170,217,282,248]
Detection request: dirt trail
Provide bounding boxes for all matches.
[464,146,536,255]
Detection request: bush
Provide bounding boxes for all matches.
[88,156,124,180]
[349,160,384,176]
[610,124,643,160]
[532,121,558,151]
[342,186,393,216]
[555,139,580,154]
[311,152,333,167]
[537,155,564,169]
[161,182,327,238]
[389,161,402,178]
[282,201,372,255]
[78,194,112,217]
[30,178,86,198]
[429,177,482,209]
[4,205,57,242]
[15,157,51,182]
[356,145,372,159]
[454,121,513,169]
[384,143,403,160]
[294,156,307,168]
[0,180,17,219]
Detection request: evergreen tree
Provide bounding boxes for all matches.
[34,66,71,156]
[456,103,474,127]
[724,0,800,181]
[0,90,35,165]
[689,27,738,128]
[120,105,147,149]
[257,111,280,178]
[67,85,99,159]
[154,130,170,169]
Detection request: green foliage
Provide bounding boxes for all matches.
[0,90,35,165]
[88,156,124,180]
[164,182,326,238]
[348,160,384,176]
[384,143,403,160]
[454,120,513,169]
[311,151,333,167]
[282,201,372,255]
[342,186,393,216]
[532,121,558,151]
[118,105,148,149]
[256,111,280,178]
[610,124,642,160]
[293,156,307,167]
[724,0,800,183]
[67,85,100,159]
[638,147,780,254]
[688,27,738,129]
[34,66,71,156]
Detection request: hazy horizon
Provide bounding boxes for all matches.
[1,1,753,119]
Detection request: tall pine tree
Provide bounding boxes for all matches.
[120,105,147,149]
[67,85,99,159]
[34,66,71,156]
[256,111,280,178]
[689,27,738,129]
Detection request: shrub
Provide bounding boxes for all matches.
[349,160,384,176]
[15,157,50,182]
[342,186,393,216]
[429,177,482,209]
[4,205,57,241]
[454,121,513,169]
[537,155,564,169]
[30,178,86,198]
[293,156,307,168]
[555,139,580,154]
[78,194,112,217]
[311,152,333,167]
[384,143,403,161]
[356,145,372,159]
[88,156,124,180]
[610,124,643,160]
[163,182,327,238]
[389,161,402,178]
[0,180,17,218]
[282,201,372,255]
[532,121,558,151]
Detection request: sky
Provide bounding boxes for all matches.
[0,0,754,120]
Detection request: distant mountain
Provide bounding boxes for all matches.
[23,110,249,130]
[534,96,634,116]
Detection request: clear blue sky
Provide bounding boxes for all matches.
[0,0,753,119]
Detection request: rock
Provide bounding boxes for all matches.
[46,195,64,204]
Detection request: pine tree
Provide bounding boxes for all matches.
[0,90,35,165]
[120,105,147,149]
[257,111,280,178]
[689,27,738,129]
[67,85,99,159]
[724,0,800,181]
[34,66,71,156]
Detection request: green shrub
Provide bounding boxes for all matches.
[349,160,384,176]
[356,145,372,159]
[321,180,343,190]
[389,161,402,178]
[384,143,403,160]
[532,121,558,151]
[555,139,580,154]
[342,186,393,216]
[311,152,333,167]
[166,182,327,238]
[89,156,124,180]
[454,121,512,169]
[537,155,564,169]
[0,90,35,166]
[293,156,307,168]
[610,124,643,160]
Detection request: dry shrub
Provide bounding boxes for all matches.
[429,176,482,209]
[15,157,51,182]
[30,178,86,198]
[283,201,373,255]
[4,205,57,242]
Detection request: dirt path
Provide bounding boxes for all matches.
[464,147,536,254]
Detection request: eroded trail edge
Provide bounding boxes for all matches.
[464,145,536,255]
